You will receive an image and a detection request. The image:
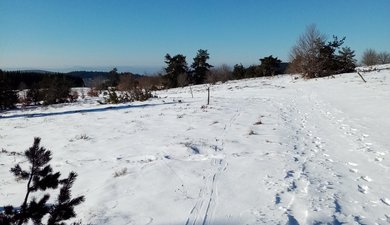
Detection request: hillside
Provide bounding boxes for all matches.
[1,66,390,225]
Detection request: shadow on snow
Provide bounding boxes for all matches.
[0,102,175,119]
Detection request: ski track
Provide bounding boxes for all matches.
[184,108,237,225]
[184,159,226,225]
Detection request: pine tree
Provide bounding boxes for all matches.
[259,55,282,76]
[107,67,120,87]
[337,47,356,73]
[0,137,84,225]
[47,172,85,225]
[164,54,188,88]
[232,64,246,80]
[191,49,213,84]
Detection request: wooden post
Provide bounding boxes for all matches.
[207,87,210,105]
[357,71,367,83]
[190,86,193,98]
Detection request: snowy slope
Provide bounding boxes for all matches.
[1,66,390,225]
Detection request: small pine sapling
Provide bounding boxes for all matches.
[0,137,84,225]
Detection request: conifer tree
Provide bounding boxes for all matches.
[259,55,282,76]
[232,64,246,80]
[191,49,213,84]
[0,137,84,225]
[337,47,356,73]
[164,54,188,88]
[0,71,18,110]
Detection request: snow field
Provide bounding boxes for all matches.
[1,66,390,224]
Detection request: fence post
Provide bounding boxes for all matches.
[207,87,210,105]
[357,71,367,83]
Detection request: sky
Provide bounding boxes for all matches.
[1,0,389,73]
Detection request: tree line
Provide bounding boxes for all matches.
[162,49,288,89]
[0,71,84,110]
[2,24,390,110]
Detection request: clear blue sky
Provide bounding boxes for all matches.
[1,0,389,73]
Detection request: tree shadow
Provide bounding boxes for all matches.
[0,102,175,119]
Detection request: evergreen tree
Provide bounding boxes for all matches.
[26,83,42,105]
[164,54,188,88]
[0,71,19,110]
[232,64,246,80]
[38,76,72,105]
[259,55,282,76]
[107,67,120,87]
[0,137,84,225]
[245,65,262,78]
[317,36,345,76]
[191,49,213,84]
[337,47,356,73]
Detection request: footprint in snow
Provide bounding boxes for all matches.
[358,185,369,194]
[376,151,386,156]
[381,198,390,206]
[349,168,358,173]
[347,162,358,167]
[375,157,384,162]
[361,176,372,182]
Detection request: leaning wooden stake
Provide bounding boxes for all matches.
[357,71,367,83]
[207,87,210,105]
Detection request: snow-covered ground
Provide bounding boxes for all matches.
[1,66,390,225]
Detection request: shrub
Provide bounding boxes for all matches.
[232,64,246,80]
[378,51,390,64]
[113,168,128,178]
[289,24,356,78]
[177,73,190,87]
[361,49,390,66]
[136,75,164,91]
[117,74,138,91]
[206,64,232,84]
[87,88,99,97]
[259,55,281,76]
[103,88,152,104]
[361,49,379,66]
